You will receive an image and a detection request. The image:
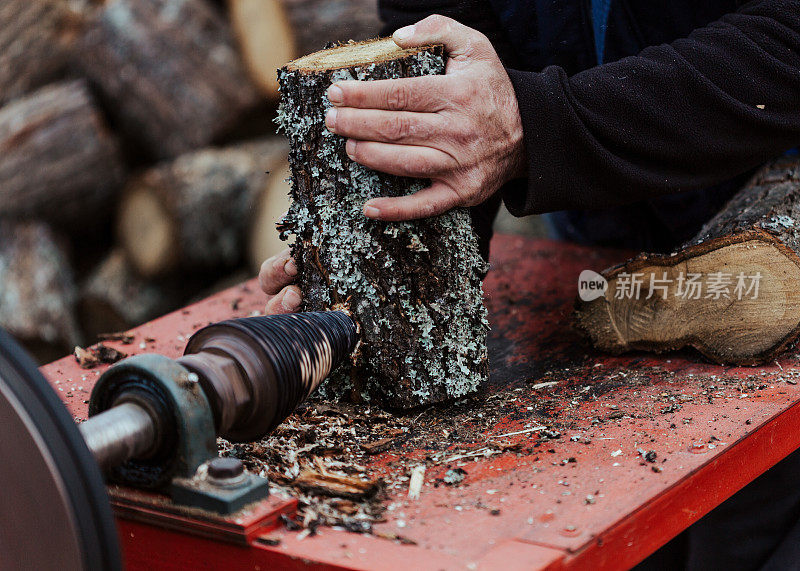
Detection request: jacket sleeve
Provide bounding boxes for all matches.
[503,0,800,215]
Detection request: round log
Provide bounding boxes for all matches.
[0,80,125,232]
[75,0,259,159]
[575,157,800,364]
[0,221,81,350]
[278,38,489,408]
[118,139,288,277]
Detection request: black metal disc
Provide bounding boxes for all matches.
[0,329,120,570]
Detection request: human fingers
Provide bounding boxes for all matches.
[363,181,461,221]
[326,107,440,145]
[258,249,298,295]
[345,139,454,177]
[327,76,449,112]
[264,285,302,314]
[391,14,495,62]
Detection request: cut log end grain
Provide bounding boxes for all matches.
[117,186,177,278]
[228,0,296,99]
[279,40,489,408]
[286,38,432,72]
[575,158,800,365]
[247,158,292,272]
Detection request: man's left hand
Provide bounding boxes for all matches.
[324,14,526,221]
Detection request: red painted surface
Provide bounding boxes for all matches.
[41,235,800,570]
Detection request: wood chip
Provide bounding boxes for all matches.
[74,346,99,368]
[408,464,425,500]
[97,332,134,344]
[74,343,128,369]
[293,469,380,500]
[360,437,395,455]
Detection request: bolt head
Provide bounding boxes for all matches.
[208,457,244,480]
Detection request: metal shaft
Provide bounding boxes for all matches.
[79,402,156,472]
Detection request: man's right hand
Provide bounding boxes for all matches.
[258,248,302,314]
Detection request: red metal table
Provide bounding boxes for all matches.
[41,235,800,570]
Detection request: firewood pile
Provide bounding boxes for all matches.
[0,0,380,361]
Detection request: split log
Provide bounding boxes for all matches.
[0,80,125,231]
[0,221,81,350]
[0,0,81,106]
[75,0,258,159]
[278,39,489,408]
[78,249,183,340]
[118,138,288,277]
[228,0,380,100]
[575,157,800,364]
[247,158,292,272]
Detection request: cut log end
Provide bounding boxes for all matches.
[228,0,296,99]
[576,233,800,364]
[118,185,176,278]
[286,38,438,72]
[248,159,292,272]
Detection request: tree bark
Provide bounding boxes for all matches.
[0,0,81,106]
[75,0,258,159]
[118,138,288,277]
[228,0,380,101]
[78,249,183,340]
[0,80,125,231]
[0,221,81,349]
[575,157,800,364]
[278,38,489,409]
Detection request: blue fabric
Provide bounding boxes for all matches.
[590,0,612,64]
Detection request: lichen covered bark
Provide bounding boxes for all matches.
[277,43,488,408]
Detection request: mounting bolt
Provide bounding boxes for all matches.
[207,457,247,487]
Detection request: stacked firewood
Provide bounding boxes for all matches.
[0,0,379,361]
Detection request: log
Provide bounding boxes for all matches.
[118,138,288,277]
[0,221,81,350]
[228,0,380,100]
[247,158,292,272]
[0,0,81,106]
[78,249,183,340]
[75,0,258,159]
[0,80,125,231]
[575,157,800,364]
[278,39,489,408]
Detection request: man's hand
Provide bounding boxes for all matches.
[324,14,525,221]
[259,248,302,314]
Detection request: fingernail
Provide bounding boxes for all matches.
[394,25,414,41]
[325,108,337,131]
[346,139,356,158]
[284,258,297,276]
[327,84,344,105]
[282,288,301,310]
[364,204,381,218]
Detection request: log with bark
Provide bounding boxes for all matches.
[78,249,184,340]
[75,0,258,159]
[0,0,81,106]
[575,157,800,364]
[278,38,488,408]
[228,0,380,100]
[0,80,125,230]
[0,221,81,351]
[117,138,288,277]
